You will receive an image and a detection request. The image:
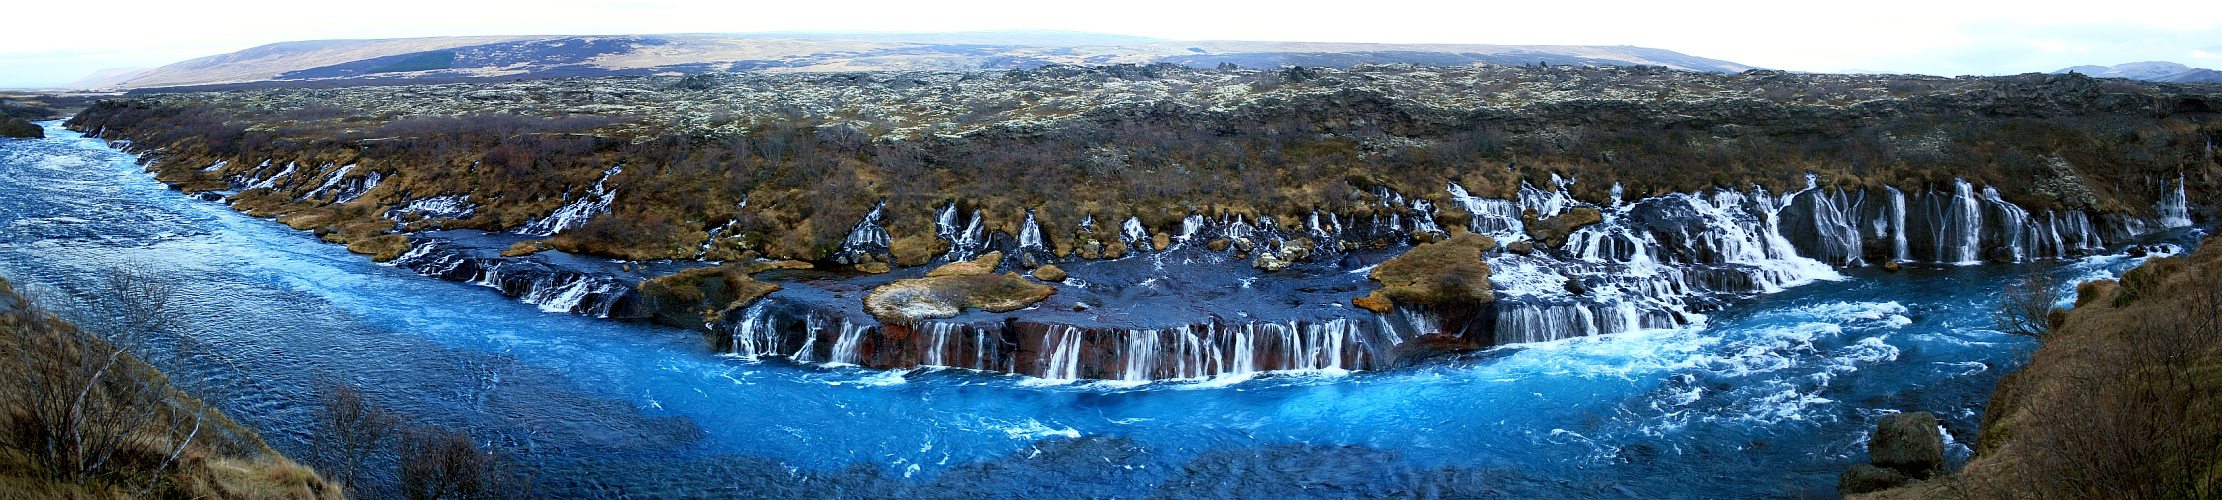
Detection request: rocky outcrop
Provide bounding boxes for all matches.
[0,116,41,138]
[1355,232,1496,313]
[864,254,1055,324]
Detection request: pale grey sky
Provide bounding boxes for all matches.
[3,0,2218,88]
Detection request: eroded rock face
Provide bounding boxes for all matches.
[865,255,1054,324]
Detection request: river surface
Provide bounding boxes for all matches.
[0,122,2181,497]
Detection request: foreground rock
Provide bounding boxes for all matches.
[1838,411,1945,494]
[865,253,1055,324]
[0,117,40,138]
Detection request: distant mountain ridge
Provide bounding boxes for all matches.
[2055,61,2222,83]
[79,31,1755,90]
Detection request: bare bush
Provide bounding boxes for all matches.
[1994,271,2061,339]
[397,425,523,500]
[1,268,201,489]
[314,381,400,493]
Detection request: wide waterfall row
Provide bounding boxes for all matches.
[719,299,1429,381]
[388,239,632,317]
[1459,175,2186,345]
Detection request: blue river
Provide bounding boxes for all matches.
[0,122,2174,497]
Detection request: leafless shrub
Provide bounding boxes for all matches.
[313,381,400,493]
[1974,260,2221,498]
[397,425,524,500]
[1993,272,2061,339]
[0,268,201,490]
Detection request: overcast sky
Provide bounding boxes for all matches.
[3,0,2218,88]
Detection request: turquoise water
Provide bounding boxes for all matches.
[0,122,2176,497]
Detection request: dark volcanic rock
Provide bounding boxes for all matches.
[0,117,41,139]
[1838,463,1911,494]
[1870,411,1946,479]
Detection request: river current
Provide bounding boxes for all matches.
[0,122,2179,497]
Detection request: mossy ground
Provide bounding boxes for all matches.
[1355,231,1497,312]
[865,255,1055,324]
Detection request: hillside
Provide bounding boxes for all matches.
[0,278,338,498]
[84,32,1755,90]
[1863,233,2222,498]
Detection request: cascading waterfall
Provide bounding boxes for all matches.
[935,203,991,261]
[389,195,478,220]
[2160,174,2194,228]
[1448,181,1525,240]
[517,165,623,237]
[237,161,296,191]
[832,200,892,263]
[1120,216,1150,253]
[1041,327,1084,380]
[1017,210,1045,252]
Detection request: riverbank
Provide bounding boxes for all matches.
[1862,233,2221,498]
[0,278,338,498]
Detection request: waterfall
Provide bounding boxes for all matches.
[1886,186,1909,262]
[517,165,623,237]
[1449,182,1526,240]
[1120,216,1149,253]
[1041,326,1083,380]
[829,322,870,365]
[2159,174,2193,228]
[1408,199,1444,235]
[728,302,780,358]
[1017,210,1045,251]
[831,199,891,263]
[1178,213,1208,244]
[297,164,351,200]
[1939,179,1984,264]
[934,203,991,261]
[389,195,477,220]
[238,161,296,191]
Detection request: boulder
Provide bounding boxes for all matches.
[865,269,1055,324]
[1032,264,1067,282]
[1870,411,1946,479]
[927,251,1001,277]
[1837,463,1911,494]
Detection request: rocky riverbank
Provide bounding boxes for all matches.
[60,65,2221,380]
[1853,234,2222,498]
